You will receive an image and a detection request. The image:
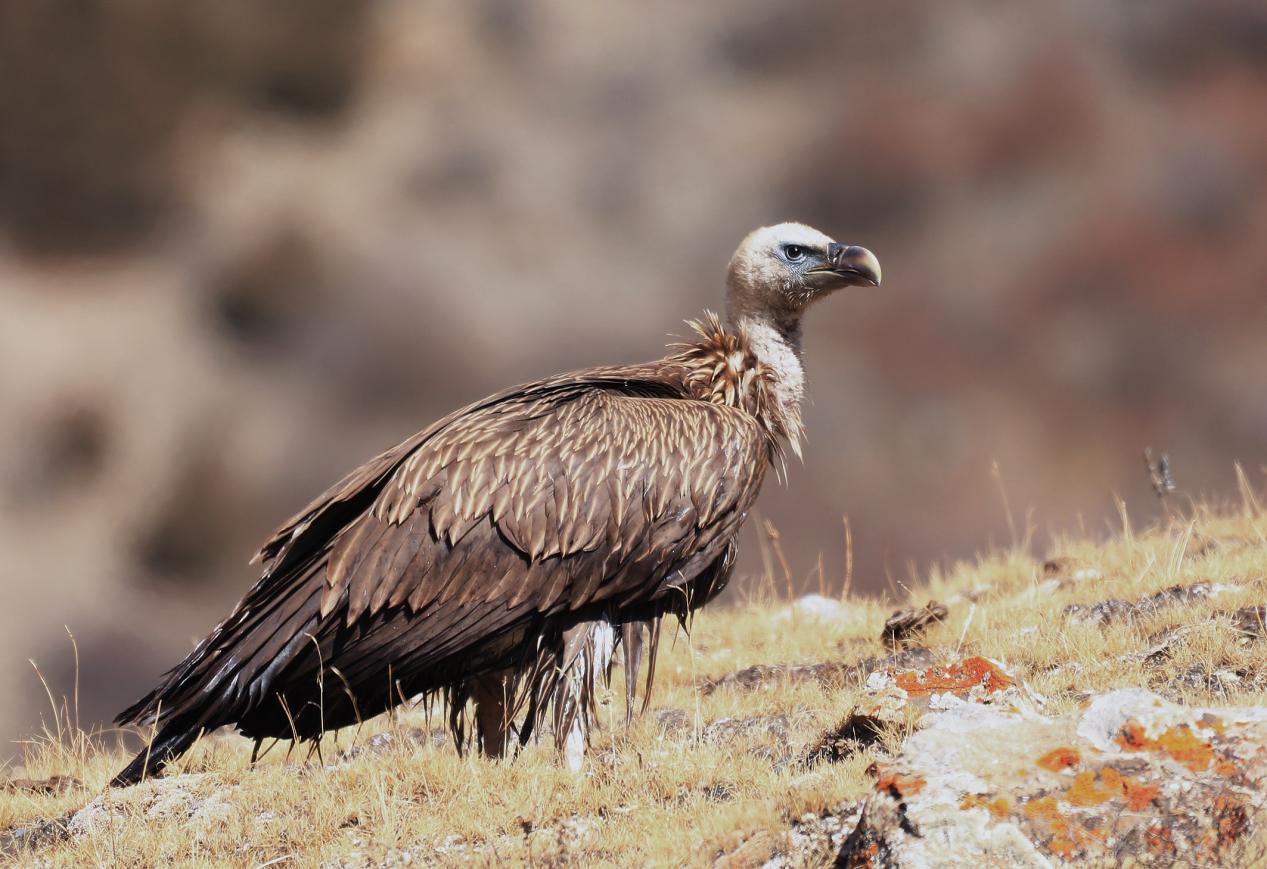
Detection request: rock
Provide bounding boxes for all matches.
[0,812,73,855]
[1041,557,1072,577]
[713,830,776,867]
[940,582,993,606]
[800,655,1027,770]
[1063,597,1135,625]
[859,655,1023,719]
[652,709,812,762]
[3,774,81,794]
[702,714,793,745]
[1032,578,1062,596]
[802,712,890,766]
[702,661,853,694]
[1130,602,1267,667]
[849,647,939,684]
[703,647,938,695]
[1231,605,1266,641]
[1140,624,1196,664]
[880,601,948,647]
[1165,664,1267,698]
[1040,558,1102,584]
[1064,581,1226,625]
[762,805,862,868]
[68,774,237,839]
[837,688,1267,866]
[652,708,809,759]
[340,727,444,759]
[655,707,691,736]
[776,594,847,624]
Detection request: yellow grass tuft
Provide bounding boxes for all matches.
[4,496,1267,867]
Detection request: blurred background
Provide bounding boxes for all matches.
[1,0,1265,750]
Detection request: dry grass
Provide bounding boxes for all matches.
[4,488,1267,867]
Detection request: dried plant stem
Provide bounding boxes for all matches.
[992,461,1018,549]
[1236,463,1262,518]
[841,515,854,601]
[763,520,795,602]
[753,511,777,604]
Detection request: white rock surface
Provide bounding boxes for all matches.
[840,681,1267,867]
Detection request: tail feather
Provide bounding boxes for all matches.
[111,721,201,787]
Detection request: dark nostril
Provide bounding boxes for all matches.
[827,242,844,263]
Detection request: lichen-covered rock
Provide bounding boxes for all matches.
[798,655,1030,770]
[1063,581,1228,625]
[858,655,1027,722]
[838,689,1267,867]
[761,805,863,868]
[68,773,238,839]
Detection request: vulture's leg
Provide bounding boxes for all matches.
[553,618,616,772]
[471,670,513,758]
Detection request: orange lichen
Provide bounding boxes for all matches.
[960,794,1010,819]
[893,657,1014,697]
[1157,725,1215,771]
[1036,747,1081,772]
[1214,758,1239,778]
[1057,766,1160,812]
[1145,825,1176,857]
[1197,715,1226,735]
[1115,721,1216,772]
[875,772,926,797]
[1116,722,1149,750]
[1048,836,1078,859]
[1099,767,1124,788]
[1122,780,1159,812]
[1066,770,1117,807]
[1022,795,1098,858]
[1023,795,1062,823]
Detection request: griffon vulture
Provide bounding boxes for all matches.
[112,223,880,785]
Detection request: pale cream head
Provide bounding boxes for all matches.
[724,222,880,335]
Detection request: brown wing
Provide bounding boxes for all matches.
[251,366,696,573]
[117,366,769,737]
[318,383,769,627]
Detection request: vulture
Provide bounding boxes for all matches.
[112,223,880,786]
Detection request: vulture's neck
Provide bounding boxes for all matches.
[731,314,806,438]
[677,309,805,459]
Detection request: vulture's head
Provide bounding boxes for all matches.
[725,222,880,328]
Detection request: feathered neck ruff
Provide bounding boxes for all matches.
[670,311,805,464]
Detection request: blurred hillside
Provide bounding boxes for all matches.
[1,0,1265,747]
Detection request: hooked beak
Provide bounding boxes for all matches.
[812,242,882,287]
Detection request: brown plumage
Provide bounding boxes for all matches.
[112,223,880,785]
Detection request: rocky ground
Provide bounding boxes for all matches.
[3,496,1266,866]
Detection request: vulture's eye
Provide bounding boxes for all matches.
[782,244,807,262]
